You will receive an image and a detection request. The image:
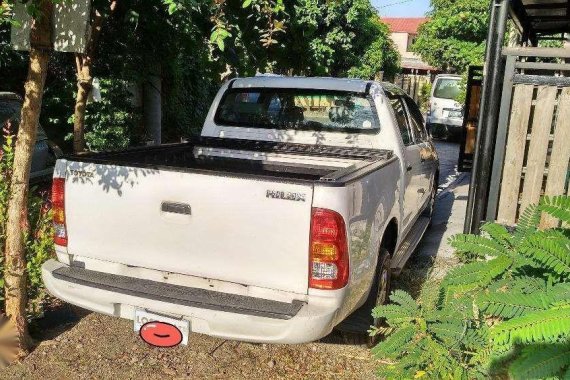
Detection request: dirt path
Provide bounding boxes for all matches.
[5,312,378,379]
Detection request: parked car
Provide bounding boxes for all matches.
[426,74,464,140]
[0,92,63,184]
[42,77,439,346]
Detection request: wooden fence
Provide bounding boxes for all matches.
[487,48,570,228]
[393,73,431,103]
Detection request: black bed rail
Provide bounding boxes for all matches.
[68,137,393,162]
[193,137,393,161]
[63,137,396,187]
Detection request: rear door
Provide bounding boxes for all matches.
[386,91,423,232]
[65,163,314,295]
[403,96,437,207]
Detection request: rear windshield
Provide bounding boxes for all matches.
[215,89,379,133]
[433,78,461,100]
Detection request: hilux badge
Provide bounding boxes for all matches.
[266,190,306,202]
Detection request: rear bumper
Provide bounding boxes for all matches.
[42,260,342,344]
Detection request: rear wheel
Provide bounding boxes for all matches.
[339,248,392,347]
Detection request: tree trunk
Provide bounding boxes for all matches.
[72,1,118,153]
[4,0,52,358]
[73,56,92,153]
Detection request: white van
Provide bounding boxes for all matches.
[426,75,464,140]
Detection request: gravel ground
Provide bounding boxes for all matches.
[5,312,378,379]
[3,142,464,379]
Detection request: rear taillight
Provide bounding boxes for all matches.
[52,177,67,247]
[309,208,349,290]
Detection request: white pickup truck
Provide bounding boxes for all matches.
[42,77,438,345]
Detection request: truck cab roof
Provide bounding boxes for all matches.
[230,76,374,94]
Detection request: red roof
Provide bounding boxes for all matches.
[381,17,429,34]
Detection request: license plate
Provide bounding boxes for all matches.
[448,110,463,119]
[134,309,190,346]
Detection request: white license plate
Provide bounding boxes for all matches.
[134,309,190,345]
[447,110,463,119]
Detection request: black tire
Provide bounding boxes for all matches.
[339,248,392,347]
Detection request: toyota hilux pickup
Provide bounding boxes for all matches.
[42,77,439,345]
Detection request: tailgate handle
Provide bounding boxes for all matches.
[161,202,192,215]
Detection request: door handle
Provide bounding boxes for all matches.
[161,202,192,215]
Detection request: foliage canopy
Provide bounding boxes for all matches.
[1,0,400,150]
[413,0,490,73]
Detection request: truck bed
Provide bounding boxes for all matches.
[67,137,395,186]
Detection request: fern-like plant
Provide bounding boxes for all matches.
[373,195,570,379]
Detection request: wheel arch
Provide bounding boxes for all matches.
[380,217,398,257]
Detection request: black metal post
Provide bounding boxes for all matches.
[464,0,510,234]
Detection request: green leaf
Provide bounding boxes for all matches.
[216,37,225,51]
[491,307,570,351]
[478,292,549,319]
[514,203,541,244]
[519,230,570,278]
[509,344,570,380]
[242,0,253,8]
[389,290,419,315]
[371,325,417,359]
[540,196,570,225]
[443,255,513,291]
[549,283,570,306]
[450,233,509,259]
[563,366,570,380]
[429,320,466,346]
[480,223,513,248]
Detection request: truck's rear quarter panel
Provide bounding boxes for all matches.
[312,158,400,322]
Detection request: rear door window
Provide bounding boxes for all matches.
[404,96,429,142]
[386,91,413,146]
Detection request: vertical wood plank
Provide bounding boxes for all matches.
[496,84,535,225]
[542,87,570,228]
[520,86,558,214]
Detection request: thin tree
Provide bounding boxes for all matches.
[72,0,118,153]
[4,0,53,357]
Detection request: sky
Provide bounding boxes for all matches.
[373,0,431,17]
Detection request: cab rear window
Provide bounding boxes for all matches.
[215,88,380,133]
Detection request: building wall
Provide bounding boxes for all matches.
[390,32,422,61]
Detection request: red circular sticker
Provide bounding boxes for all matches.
[139,321,183,348]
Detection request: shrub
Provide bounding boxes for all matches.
[67,78,142,152]
[0,122,54,316]
[372,195,570,379]
[418,81,432,114]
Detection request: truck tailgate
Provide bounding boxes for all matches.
[65,162,314,294]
